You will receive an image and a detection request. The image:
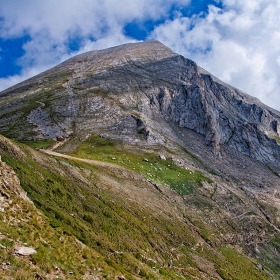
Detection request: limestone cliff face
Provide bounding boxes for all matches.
[0,41,280,164]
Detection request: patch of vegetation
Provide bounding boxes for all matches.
[70,135,212,195]
[272,234,280,251]
[44,69,73,83]
[0,136,273,279]
[0,141,199,278]
[269,135,280,145]
[19,139,55,150]
[0,69,73,140]
[275,136,280,145]
[259,240,280,277]
[215,247,268,280]
[0,186,116,279]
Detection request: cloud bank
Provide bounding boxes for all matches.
[150,0,280,110]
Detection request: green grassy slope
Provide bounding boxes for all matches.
[0,135,273,279]
[67,134,212,196]
[0,194,118,279]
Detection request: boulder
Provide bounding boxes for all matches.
[14,246,37,256]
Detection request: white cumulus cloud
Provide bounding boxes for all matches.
[150,0,280,110]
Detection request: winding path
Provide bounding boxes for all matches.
[40,149,127,170]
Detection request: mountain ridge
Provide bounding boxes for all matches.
[1,41,280,279]
[0,40,174,98]
[1,41,279,164]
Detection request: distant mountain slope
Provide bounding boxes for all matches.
[0,41,279,164]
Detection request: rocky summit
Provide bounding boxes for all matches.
[1,41,280,279]
[1,41,280,166]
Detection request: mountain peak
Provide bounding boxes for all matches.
[0,41,280,167]
[61,40,177,73]
[73,40,175,60]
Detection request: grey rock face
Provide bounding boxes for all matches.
[14,246,36,256]
[0,40,280,165]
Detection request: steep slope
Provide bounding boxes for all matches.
[0,141,124,279]
[0,134,277,280]
[1,40,280,216]
[1,41,280,279]
[0,41,280,165]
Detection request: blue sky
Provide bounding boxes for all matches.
[0,0,280,110]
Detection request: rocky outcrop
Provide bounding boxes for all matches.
[0,41,280,165]
[14,246,36,256]
[0,157,29,208]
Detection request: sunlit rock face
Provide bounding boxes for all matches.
[0,41,280,165]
